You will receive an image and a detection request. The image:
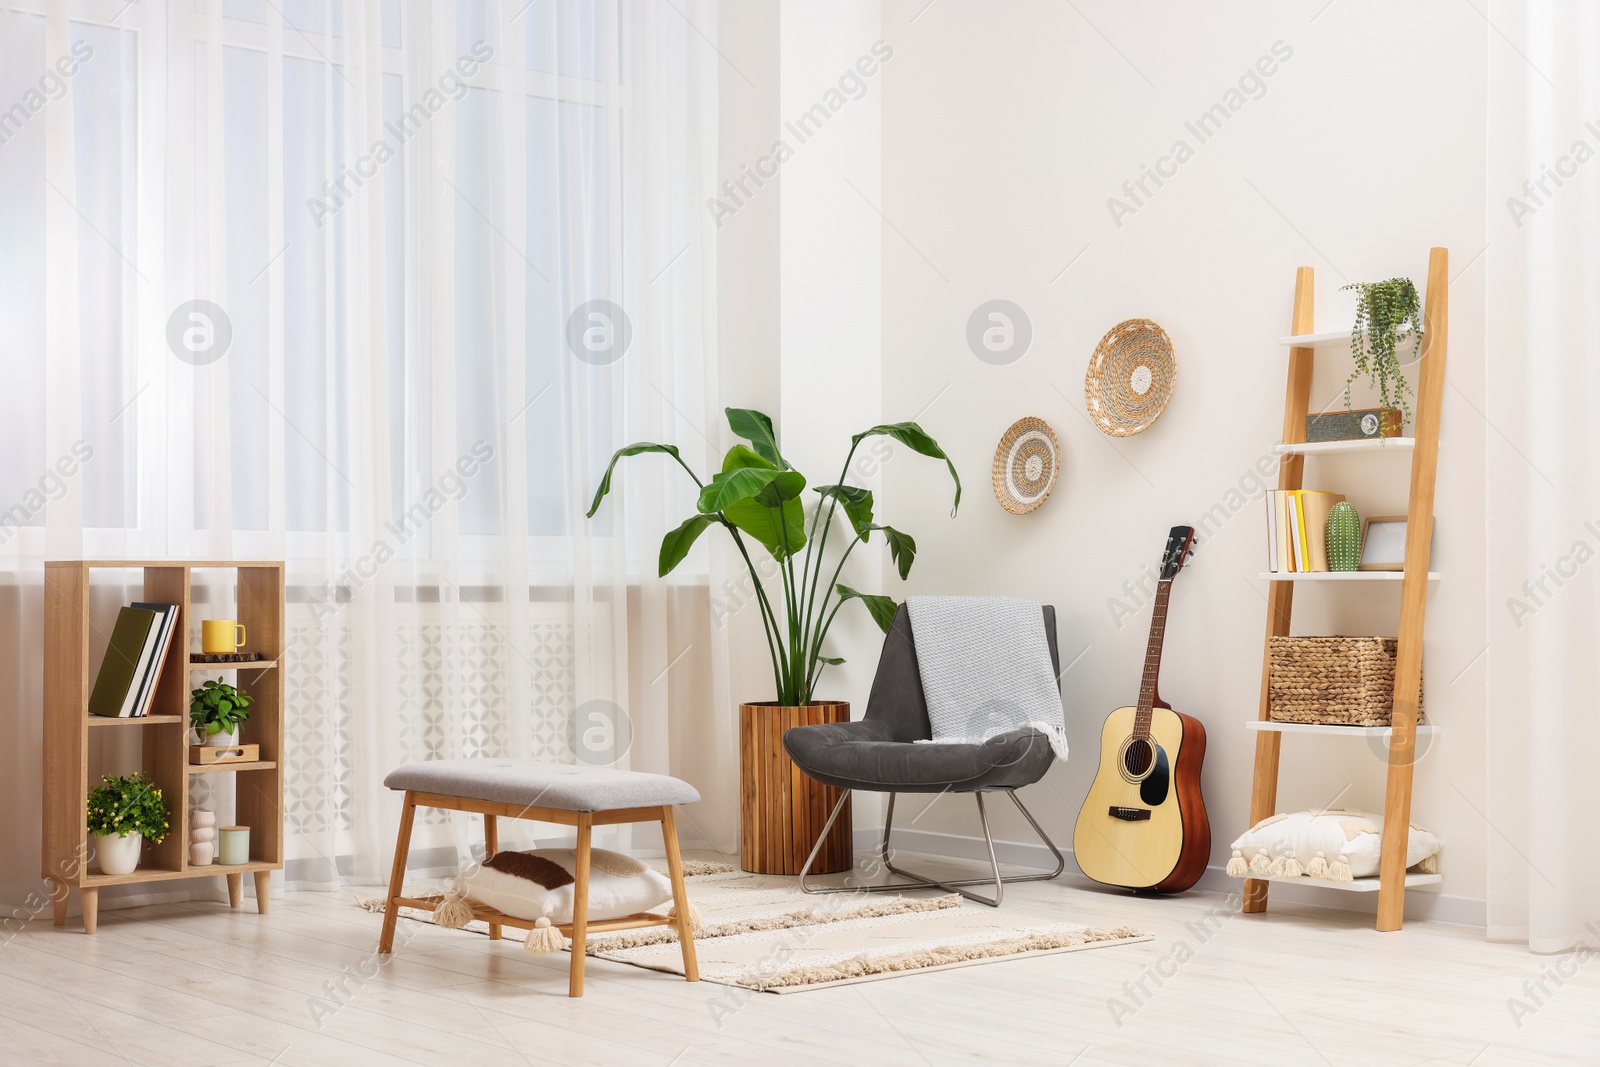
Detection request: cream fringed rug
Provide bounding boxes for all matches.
[359,861,1150,994]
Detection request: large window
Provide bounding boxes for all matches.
[0,0,637,570]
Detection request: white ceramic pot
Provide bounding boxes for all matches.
[92,832,142,876]
[205,727,241,748]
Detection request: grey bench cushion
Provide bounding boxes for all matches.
[384,759,700,811]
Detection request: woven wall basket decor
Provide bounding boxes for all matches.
[1084,318,1176,437]
[992,417,1061,515]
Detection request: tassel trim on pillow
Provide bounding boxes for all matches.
[1226,850,1248,877]
[1277,850,1304,878]
[523,916,566,955]
[1327,853,1353,882]
[1413,852,1439,874]
[1305,850,1329,879]
[433,889,474,930]
[1248,848,1274,877]
[667,900,705,932]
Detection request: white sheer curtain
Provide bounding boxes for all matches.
[1486,0,1600,951]
[0,0,733,903]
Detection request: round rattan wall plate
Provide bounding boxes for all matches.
[992,417,1060,515]
[1084,318,1176,437]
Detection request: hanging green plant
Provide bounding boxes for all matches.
[1341,278,1422,427]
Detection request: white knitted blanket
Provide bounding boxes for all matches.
[906,596,1068,762]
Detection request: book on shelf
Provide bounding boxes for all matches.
[87,603,179,717]
[1269,490,1295,572]
[1286,495,1299,575]
[1264,491,1279,571]
[129,602,179,717]
[1264,490,1346,573]
[1298,491,1346,571]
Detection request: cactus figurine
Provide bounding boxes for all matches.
[1327,501,1361,571]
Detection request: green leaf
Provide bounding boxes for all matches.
[755,471,807,505]
[835,583,898,633]
[659,514,717,577]
[697,467,786,513]
[725,408,784,468]
[721,444,777,472]
[587,443,684,518]
[725,495,807,560]
[850,422,962,513]
[725,445,806,503]
[875,525,917,580]
[815,655,844,666]
[814,485,874,539]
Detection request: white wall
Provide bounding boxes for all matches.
[869,0,1489,922]
[777,0,888,819]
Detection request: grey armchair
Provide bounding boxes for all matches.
[782,602,1066,906]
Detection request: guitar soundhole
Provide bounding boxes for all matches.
[1122,738,1155,778]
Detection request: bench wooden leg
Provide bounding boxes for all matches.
[661,806,699,983]
[484,814,501,941]
[569,813,591,998]
[380,791,418,954]
[226,873,242,909]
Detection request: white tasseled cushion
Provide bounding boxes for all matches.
[1229,809,1441,878]
[460,848,672,924]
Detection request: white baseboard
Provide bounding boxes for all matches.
[853,824,1486,929]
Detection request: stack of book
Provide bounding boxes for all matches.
[1265,490,1347,573]
[88,603,180,718]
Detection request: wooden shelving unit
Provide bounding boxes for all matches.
[1255,571,1440,582]
[1245,721,1440,739]
[43,561,285,933]
[1244,249,1447,932]
[1272,438,1415,457]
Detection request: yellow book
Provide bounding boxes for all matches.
[1292,491,1310,571]
[1298,491,1347,572]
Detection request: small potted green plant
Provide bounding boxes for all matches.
[190,679,253,747]
[86,772,170,876]
[1342,277,1423,429]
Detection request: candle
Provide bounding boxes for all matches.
[218,826,250,865]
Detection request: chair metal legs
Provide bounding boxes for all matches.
[796,788,1066,907]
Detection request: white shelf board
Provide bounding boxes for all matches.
[1272,438,1415,456]
[1234,871,1441,893]
[1258,571,1439,582]
[1246,720,1440,738]
[1279,329,1424,351]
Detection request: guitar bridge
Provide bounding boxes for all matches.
[1108,806,1151,822]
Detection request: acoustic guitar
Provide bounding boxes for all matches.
[1073,525,1211,893]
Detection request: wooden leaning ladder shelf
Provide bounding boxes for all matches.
[1244,249,1447,932]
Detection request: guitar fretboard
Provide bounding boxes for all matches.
[1133,580,1173,741]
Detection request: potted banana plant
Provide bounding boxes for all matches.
[588,408,960,873]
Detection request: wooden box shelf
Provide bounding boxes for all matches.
[43,560,285,933]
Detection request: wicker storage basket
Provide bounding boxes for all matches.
[1267,636,1424,727]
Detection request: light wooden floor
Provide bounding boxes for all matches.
[3,851,1596,1067]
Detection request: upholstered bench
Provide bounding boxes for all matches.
[377,759,701,997]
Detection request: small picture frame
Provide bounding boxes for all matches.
[1359,516,1410,571]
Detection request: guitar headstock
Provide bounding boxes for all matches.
[1159,525,1197,580]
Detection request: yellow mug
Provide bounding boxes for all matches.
[201,619,247,654]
